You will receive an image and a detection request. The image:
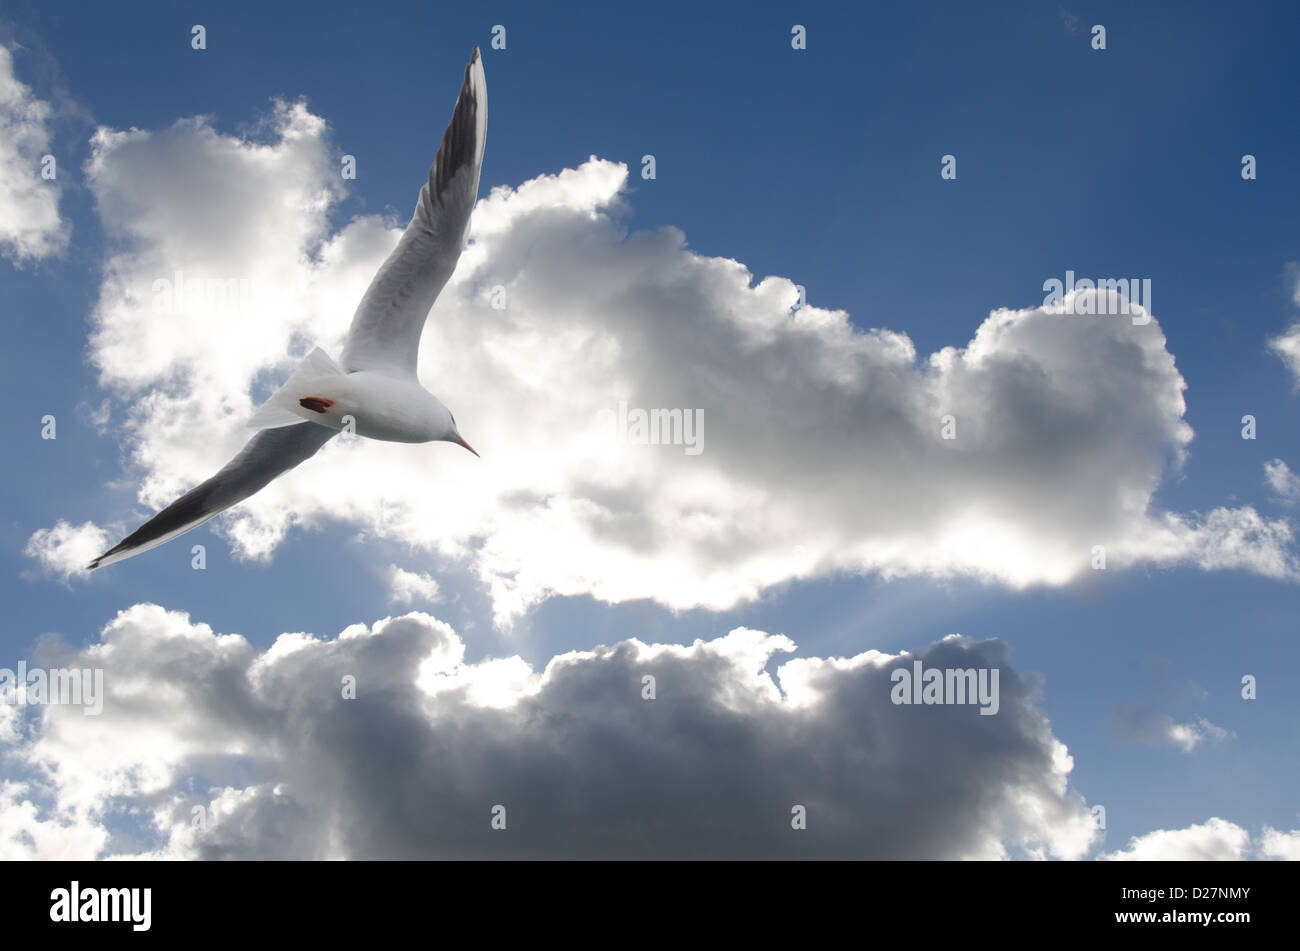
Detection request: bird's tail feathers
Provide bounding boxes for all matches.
[248,347,345,429]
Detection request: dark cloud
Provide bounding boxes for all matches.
[6,606,1095,859]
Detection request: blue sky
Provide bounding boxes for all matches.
[2,0,1299,858]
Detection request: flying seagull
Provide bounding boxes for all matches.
[87,46,487,570]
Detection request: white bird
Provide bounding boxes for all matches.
[87,46,487,571]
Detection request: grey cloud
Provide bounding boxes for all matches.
[5,605,1096,860]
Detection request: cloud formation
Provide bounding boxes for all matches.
[1271,328,1300,388]
[1259,826,1300,860]
[0,604,1098,859]
[1265,459,1300,504]
[1110,706,1231,753]
[23,519,110,581]
[0,44,66,262]
[386,564,441,605]
[1103,817,1300,861]
[37,98,1297,622]
[1269,268,1300,387]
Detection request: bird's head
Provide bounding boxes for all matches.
[439,405,478,457]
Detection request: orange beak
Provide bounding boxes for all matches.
[454,434,479,457]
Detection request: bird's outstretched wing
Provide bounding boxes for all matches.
[339,46,487,378]
[87,423,336,570]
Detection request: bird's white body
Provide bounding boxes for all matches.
[292,371,453,444]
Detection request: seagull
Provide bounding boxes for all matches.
[87,46,487,571]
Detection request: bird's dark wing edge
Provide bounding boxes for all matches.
[87,422,336,570]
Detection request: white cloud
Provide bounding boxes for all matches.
[1111,706,1232,753]
[1166,716,1230,753]
[0,603,1098,859]
[1265,459,1300,504]
[23,519,110,581]
[0,781,107,860]
[0,44,66,262]
[1102,815,1274,862]
[1259,826,1300,860]
[1272,326,1300,388]
[46,99,1299,624]
[386,564,441,605]
[1268,266,1300,386]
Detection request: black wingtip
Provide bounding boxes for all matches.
[461,46,482,94]
[85,547,115,570]
[86,539,132,571]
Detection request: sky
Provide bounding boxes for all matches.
[1,0,1298,859]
